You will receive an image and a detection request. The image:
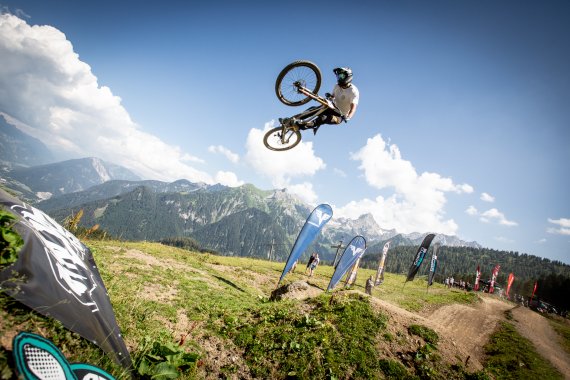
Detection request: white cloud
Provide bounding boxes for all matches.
[536,238,547,244]
[214,171,244,187]
[481,192,495,202]
[465,204,518,227]
[244,123,326,189]
[287,182,318,205]
[547,218,570,235]
[208,145,239,164]
[336,134,472,235]
[0,13,212,183]
[480,208,518,226]
[466,205,478,216]
[495,236,514,243]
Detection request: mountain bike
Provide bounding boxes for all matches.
[263,60,344,151]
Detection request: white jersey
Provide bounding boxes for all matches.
[333,83,359,116]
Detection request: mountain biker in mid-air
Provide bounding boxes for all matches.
[303,67,359,134]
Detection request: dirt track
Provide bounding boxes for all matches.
[427,295,512,367]
[511,305,570,378]
[370,292,570,377]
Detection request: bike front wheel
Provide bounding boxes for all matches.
[275,60,321,106]
[263,126,302,151]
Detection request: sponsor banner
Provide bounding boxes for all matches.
[327,236,367,291]
[474,265,481,291]
[427,243,440,286]
[374,241,390,285]
[345,257,362,287]
[406,234,436,282]
[0,190,132,370]
[278,204,332,285]
[506,273,515,297]
[489,264,501,294]
[530,281,538,303]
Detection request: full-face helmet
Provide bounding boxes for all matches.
[333,67,353,87]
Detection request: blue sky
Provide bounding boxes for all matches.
[1,0,569,264]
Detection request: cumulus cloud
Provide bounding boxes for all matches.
[480,208,518,226]
[214,171,244,187]
[335,134,473,235]
[547,218,570,235]
[208,145,239,164]
[481,192,495,202]
[465,204,517,227]
[0,13,212,183]
[287,182,318,205]
[466,205,478,216]
[244,123,325,200]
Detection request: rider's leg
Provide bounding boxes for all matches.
[307,111,342,135]
[292,106,322,129]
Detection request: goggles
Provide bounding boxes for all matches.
[336,72,347,80]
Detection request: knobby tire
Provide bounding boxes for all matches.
[263,126,302,151]
[275,60,321,106]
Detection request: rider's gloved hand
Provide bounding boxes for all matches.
[342,115,350,123]
[325,92,332,99]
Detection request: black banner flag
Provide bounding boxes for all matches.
[0,189,132,370]
[406,233,436,283]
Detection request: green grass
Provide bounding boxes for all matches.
[369,273,479,312]
[231,292,389,379]
[483,321,563,379]
[548,316,570,357]
[0,240,490,379]
[408,324,439,345]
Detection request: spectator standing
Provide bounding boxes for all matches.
[305,253,316,274]
[308,253,320,277]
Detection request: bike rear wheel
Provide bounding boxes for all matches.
[263,126,302,151]
[275,60,321,106]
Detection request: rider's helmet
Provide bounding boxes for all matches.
[333,67,353,87]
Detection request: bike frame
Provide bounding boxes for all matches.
[280,84,341,129]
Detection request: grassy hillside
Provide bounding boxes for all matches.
[0,240,561,379]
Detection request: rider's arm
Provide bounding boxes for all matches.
[346,103,357,120]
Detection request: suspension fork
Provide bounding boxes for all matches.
[278,121,299,144]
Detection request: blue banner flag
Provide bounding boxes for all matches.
[277,204,333,285]
[406,233,436,283]
[327,236,367,291]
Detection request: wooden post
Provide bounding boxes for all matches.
[331,240,345,268]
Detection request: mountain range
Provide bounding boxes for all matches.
[5,169,480,261]
[0,121,481,262]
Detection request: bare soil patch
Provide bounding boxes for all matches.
[369,293,486,371]
[426,294,512,368]
[511,306,570,379]
[193,324,252,380]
